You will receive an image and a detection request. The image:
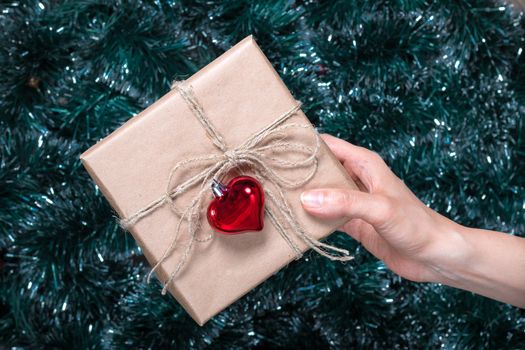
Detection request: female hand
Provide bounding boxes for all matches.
[300,134,463,283]
[300,134,525,308]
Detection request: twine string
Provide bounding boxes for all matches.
[120,80,353,295]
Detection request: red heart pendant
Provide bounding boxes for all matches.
[207,176,265,234]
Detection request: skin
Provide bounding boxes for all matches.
[300,133,525,308]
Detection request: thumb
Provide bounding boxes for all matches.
[300,188,392,227]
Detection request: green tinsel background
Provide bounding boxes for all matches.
[1,0,524,348]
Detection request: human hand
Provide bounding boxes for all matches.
[300,134,465,283]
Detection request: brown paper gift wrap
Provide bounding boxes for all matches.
[80,35,358,326]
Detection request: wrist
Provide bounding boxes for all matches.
[422,218,474,285]
[421,219,525,308]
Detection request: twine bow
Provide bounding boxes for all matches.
[120,80,353,295]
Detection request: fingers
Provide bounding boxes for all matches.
[301,188,398,258]
[320,133,374,165]
[320,133,397,193]
[300,188,393,229]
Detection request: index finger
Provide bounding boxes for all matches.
[321,134,376,164]
[320,133,390,193]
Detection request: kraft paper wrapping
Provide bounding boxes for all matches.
[80,35,358,326]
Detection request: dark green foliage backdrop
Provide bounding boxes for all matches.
[1,0,524,348]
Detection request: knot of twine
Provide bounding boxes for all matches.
[224,149,241,164]
[120,80,353,295]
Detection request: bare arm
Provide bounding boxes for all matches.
[431,224,525,307]
[300,134,525,308]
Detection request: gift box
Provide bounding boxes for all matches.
[80,35,358,326]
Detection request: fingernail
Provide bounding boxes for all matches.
[300,191,323,208]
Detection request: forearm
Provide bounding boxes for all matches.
[429,221,525,308]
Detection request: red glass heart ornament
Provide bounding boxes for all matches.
[207,176,265,234]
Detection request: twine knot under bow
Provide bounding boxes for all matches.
[224,149,241,164]
[120,80,353,295]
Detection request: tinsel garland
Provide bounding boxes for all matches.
[1,0,524,348]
